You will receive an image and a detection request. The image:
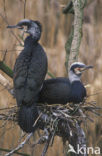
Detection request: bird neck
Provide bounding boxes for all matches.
[24,36,38,48]
[69,70,81,83]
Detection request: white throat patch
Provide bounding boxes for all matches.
[69,70,81,83]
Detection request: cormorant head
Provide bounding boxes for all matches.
[7,19,42,41]
[69,62,93,82]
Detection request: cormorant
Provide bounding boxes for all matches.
[38,62,93,104]
[7,19,48,133]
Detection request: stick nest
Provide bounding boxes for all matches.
[0,98,101,137]
[0,98,101,156]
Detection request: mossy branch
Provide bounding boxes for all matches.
[47,71,56,78]
[0,61,13,78]
[63,0,87,72]
[63,0,88,155]
[68,0,86,67]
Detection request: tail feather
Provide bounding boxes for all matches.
[18,104,39,133]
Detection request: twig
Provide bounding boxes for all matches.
[0,73,13,95]
[41,133,52,156]
[2,49,8,62]
[0,49,22,52]
[0,106,17,111]
[88,109,102,116]
[88,90,102,97]
[5,133,33,156]
[24,0,27,18]
[47,71,56,78]
[0,147,30,156]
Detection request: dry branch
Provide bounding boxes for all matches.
[63,0,87,71]
[5,133,33,156]
[0,148,30,156]
[0,73,13,95]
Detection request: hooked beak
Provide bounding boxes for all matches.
[7,25,28,34]
[7,19,31,30]
[7,25,24,29]
[81,65,93,72]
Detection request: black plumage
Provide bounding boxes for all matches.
[18,105,38,132]
[14,36,47,106]
[7,19,48,132]
[69,81,86,103]
[39,62,93,104]
[39,78,71,104]
[38,78,86,104]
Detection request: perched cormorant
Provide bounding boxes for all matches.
[39,62,93,104]
[7,19,48,132]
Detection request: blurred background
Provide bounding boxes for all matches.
[0,0,102,155]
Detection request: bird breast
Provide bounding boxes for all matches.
[13,43,47,105]
[69,81,86,103]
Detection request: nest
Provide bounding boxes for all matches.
[0,98,101,156]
